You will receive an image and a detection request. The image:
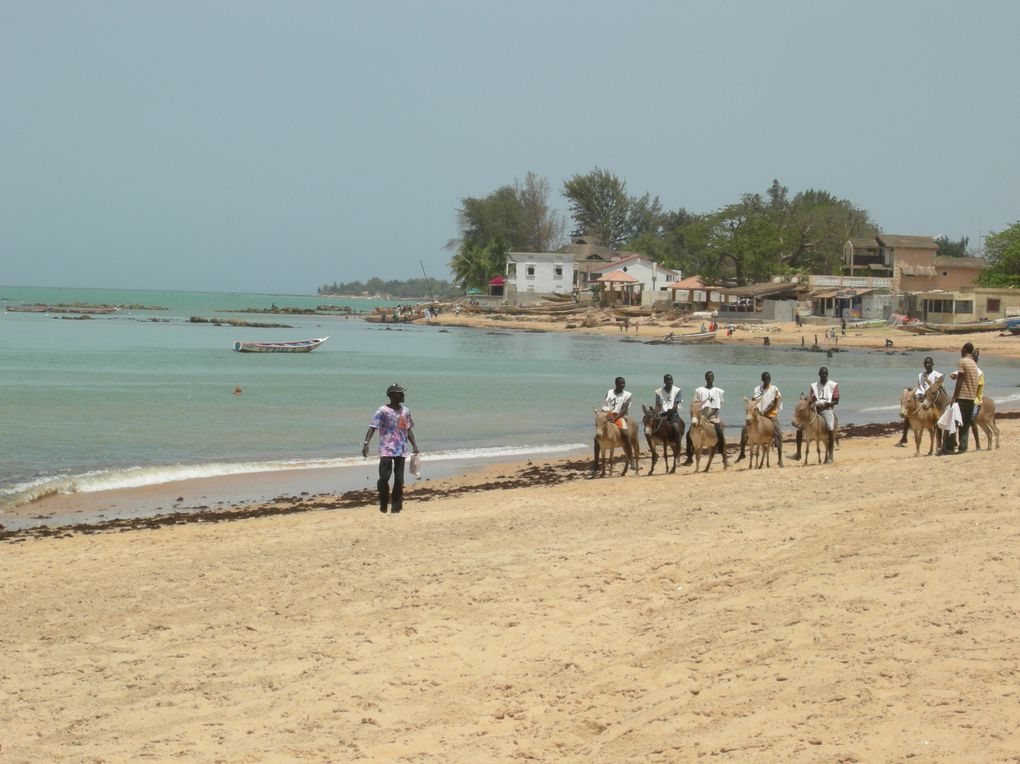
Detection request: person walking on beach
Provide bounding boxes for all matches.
[736,371,784,467]
[362,383,419,514]
[939,342,979,456]
[682,371,728,467]
[597,377,635,471]
[896,356,943,447]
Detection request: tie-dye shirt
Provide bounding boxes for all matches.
[369,404,414,457]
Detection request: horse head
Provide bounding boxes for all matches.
[899,387,914,419]
[689,398,704,427]
[742,395,756,425]
[791,393,813,429]
[921,378,945,411]
[594,408,614,439]
[641,404,659,436]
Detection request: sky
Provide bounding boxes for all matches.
[2,0,1018,294]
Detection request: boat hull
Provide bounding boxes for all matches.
[232,337,328,353]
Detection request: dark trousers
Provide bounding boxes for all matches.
[378,456,406,512]
[955,399,976,453]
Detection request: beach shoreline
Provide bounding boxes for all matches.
[2,420,1018,761]
[426,311,1020,360]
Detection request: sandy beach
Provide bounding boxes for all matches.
[3,419,1019,762]
[428,310,1020,361]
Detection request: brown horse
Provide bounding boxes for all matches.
[899,387,939,456]
[742,396,777,469]
[641,404,684,475]
[790,395,837,466]
[688,399,725,473]
[593,409,640,477]
[971,396,1001,449]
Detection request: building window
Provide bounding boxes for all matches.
[526,265,535,278]
[553,265,563,279]
[954,300,973,314]
[987,298,1001,312]
[507,263,517,276]
[942,271,949,277]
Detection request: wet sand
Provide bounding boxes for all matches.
[2,420,1018,761]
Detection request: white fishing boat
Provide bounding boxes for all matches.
[232,337,328,353]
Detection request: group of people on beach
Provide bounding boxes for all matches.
[358,343,990,515]
[895,342,988,455]
[597,365,840,471]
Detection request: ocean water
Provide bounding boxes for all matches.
[3,285,1019,514]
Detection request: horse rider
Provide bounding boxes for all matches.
[896,356,943,447]
[799,366,839,464]
[597,376,636,471]
[682,370,728,468]
[653,373,684,456]
[736,371,784,467]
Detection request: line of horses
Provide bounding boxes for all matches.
[593,379,1000,477]
[593,394,837,477]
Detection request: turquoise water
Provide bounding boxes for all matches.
[3,285,1019,512]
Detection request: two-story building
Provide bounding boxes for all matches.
[843,235,987,292]
[504,252,574,303]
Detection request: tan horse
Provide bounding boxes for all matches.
[688,399,725,473]
[742,396,776,469]
[593,409,640,477]
[971,397,1001,449]
[790,395,837,466]
[899,387,939,456]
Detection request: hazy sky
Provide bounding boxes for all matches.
[2,1,1018,294]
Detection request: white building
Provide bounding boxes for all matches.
[585,254,681,307]
[505,252,574,303]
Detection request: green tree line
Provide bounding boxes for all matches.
[318,277,457,299]
[447,168,999,289]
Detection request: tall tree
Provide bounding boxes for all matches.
[934,235,970,257]
[783,189,879,274]
[561,167,632,247]
[450,173,564,254]
[977,221,1020,287]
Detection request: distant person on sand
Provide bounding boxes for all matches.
[362,383,419,514]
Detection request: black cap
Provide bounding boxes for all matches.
[386,383,406,395]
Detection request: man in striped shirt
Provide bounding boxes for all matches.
[940,342,980,455]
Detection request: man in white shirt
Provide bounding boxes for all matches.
[808,366,839,464]
[597,376,635,471]
[736,371,784,467]
[653,373,683,456]
[896,356,943,447]
[682,370,728,467]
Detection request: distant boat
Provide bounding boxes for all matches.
[1006,317,1020,335]
[647,330,717,345]
[896,317,1007,335]
[232,337,328,353]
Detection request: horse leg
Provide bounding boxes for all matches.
[646,437,657,475]
[593,438,601,477]
[913,423,922,456]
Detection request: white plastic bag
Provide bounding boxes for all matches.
[409,452,422,478]
[936,403,961,434]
